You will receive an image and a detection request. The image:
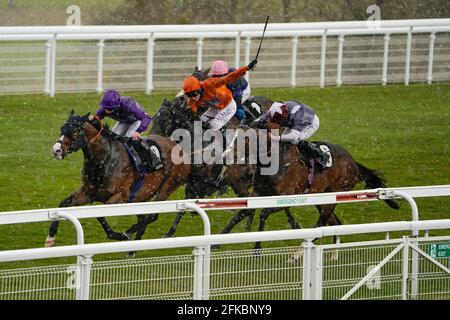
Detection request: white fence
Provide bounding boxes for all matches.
[0,185,449,300]
[0,19,449,96]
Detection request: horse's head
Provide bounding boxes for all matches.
[192,66,210,81]
[52,110,91,160]
[151,96,197,136]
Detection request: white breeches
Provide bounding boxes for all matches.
[242,85,251,103]
[200,99,237,130]
[280,115,320,144]
[111,120,141,137]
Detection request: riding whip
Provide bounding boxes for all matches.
[255,16,270,61]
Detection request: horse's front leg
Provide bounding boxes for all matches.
[99,192,132,241]
[212,209,255,250]
[254,208,273,251]
[45,187,92,247]
[163,211,186,238]
[128,213,159,258]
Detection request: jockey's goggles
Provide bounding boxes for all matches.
[185,90,201,98]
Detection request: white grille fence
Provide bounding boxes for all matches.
[0,185,449,300]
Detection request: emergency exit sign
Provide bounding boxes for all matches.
[429,243,450,258]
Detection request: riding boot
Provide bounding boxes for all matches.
[134,140,163,171]
[298,140,330,168]
[144,142,163,171]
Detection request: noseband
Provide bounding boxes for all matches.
[59,119,103,154]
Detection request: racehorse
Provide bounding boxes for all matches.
[237,120,401,249]
[48,111,190,248]
[151,91,298,238]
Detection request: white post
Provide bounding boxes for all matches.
[290,36,299,88]
[192,247,204,300]
[402,237,410,300]
[235,32,241,68]
[182,202,211,300]
[44,40,51,95]
[320,30,327,88]
[79,255,93,300]
[382,34,390,86]
[302,240,314,300]
[96,39,104,94]
[427,32,436,84]
[404,27,413,86]
[50,211,86,300]
[392,190,419,299]
[244,37,251,83]
[50,34,57,97]
[146,34,154,95]
[310,244,323,300]
[196,37,204,70]
[336,35,344,87]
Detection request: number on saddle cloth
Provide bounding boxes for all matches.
[297,142,333,171]
[242,100,262,121]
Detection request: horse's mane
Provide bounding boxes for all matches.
[88,119,124,141]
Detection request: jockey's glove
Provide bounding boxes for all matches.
[247,59,258,70]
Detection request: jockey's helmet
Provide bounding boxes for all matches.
[269,102,289,124]
[183,76,201,96]
[100,90,121,109]
[211,60,229,77]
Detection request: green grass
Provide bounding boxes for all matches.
[0,83,449,268]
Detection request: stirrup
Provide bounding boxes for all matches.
[317,153,331,168]
[152,156,163,170]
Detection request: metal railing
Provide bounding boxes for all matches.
[1,19,449,96]
[0,185,449,300]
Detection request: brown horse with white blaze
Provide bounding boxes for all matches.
[47,111,190,248]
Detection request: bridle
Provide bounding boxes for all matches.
[59,119,103,154]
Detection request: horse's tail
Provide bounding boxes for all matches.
[356,162,400,210]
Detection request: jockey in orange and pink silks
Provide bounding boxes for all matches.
[210,60,251,121]
[182,59,257,131]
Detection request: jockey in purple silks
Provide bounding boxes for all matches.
[90,89,162,170]
[93,90,151,141]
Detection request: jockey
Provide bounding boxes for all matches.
[183,59,258,131]
[91,89,162,170]
[259,101,331,168]
[210,60,251,122]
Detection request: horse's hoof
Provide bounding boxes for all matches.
[211,244,220,250]
[45,236,55,248]
[287,248,304,265]
[162,232,173,239]
[122,233,132,241]
[330,250,339,261]
[127,251,136,258]
[253,248,262,257]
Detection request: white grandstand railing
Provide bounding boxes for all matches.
[0,19,449,96]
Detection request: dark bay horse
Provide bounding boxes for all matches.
[151,94,296,238]
[243,121,400,249]
[48,111,190,247]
